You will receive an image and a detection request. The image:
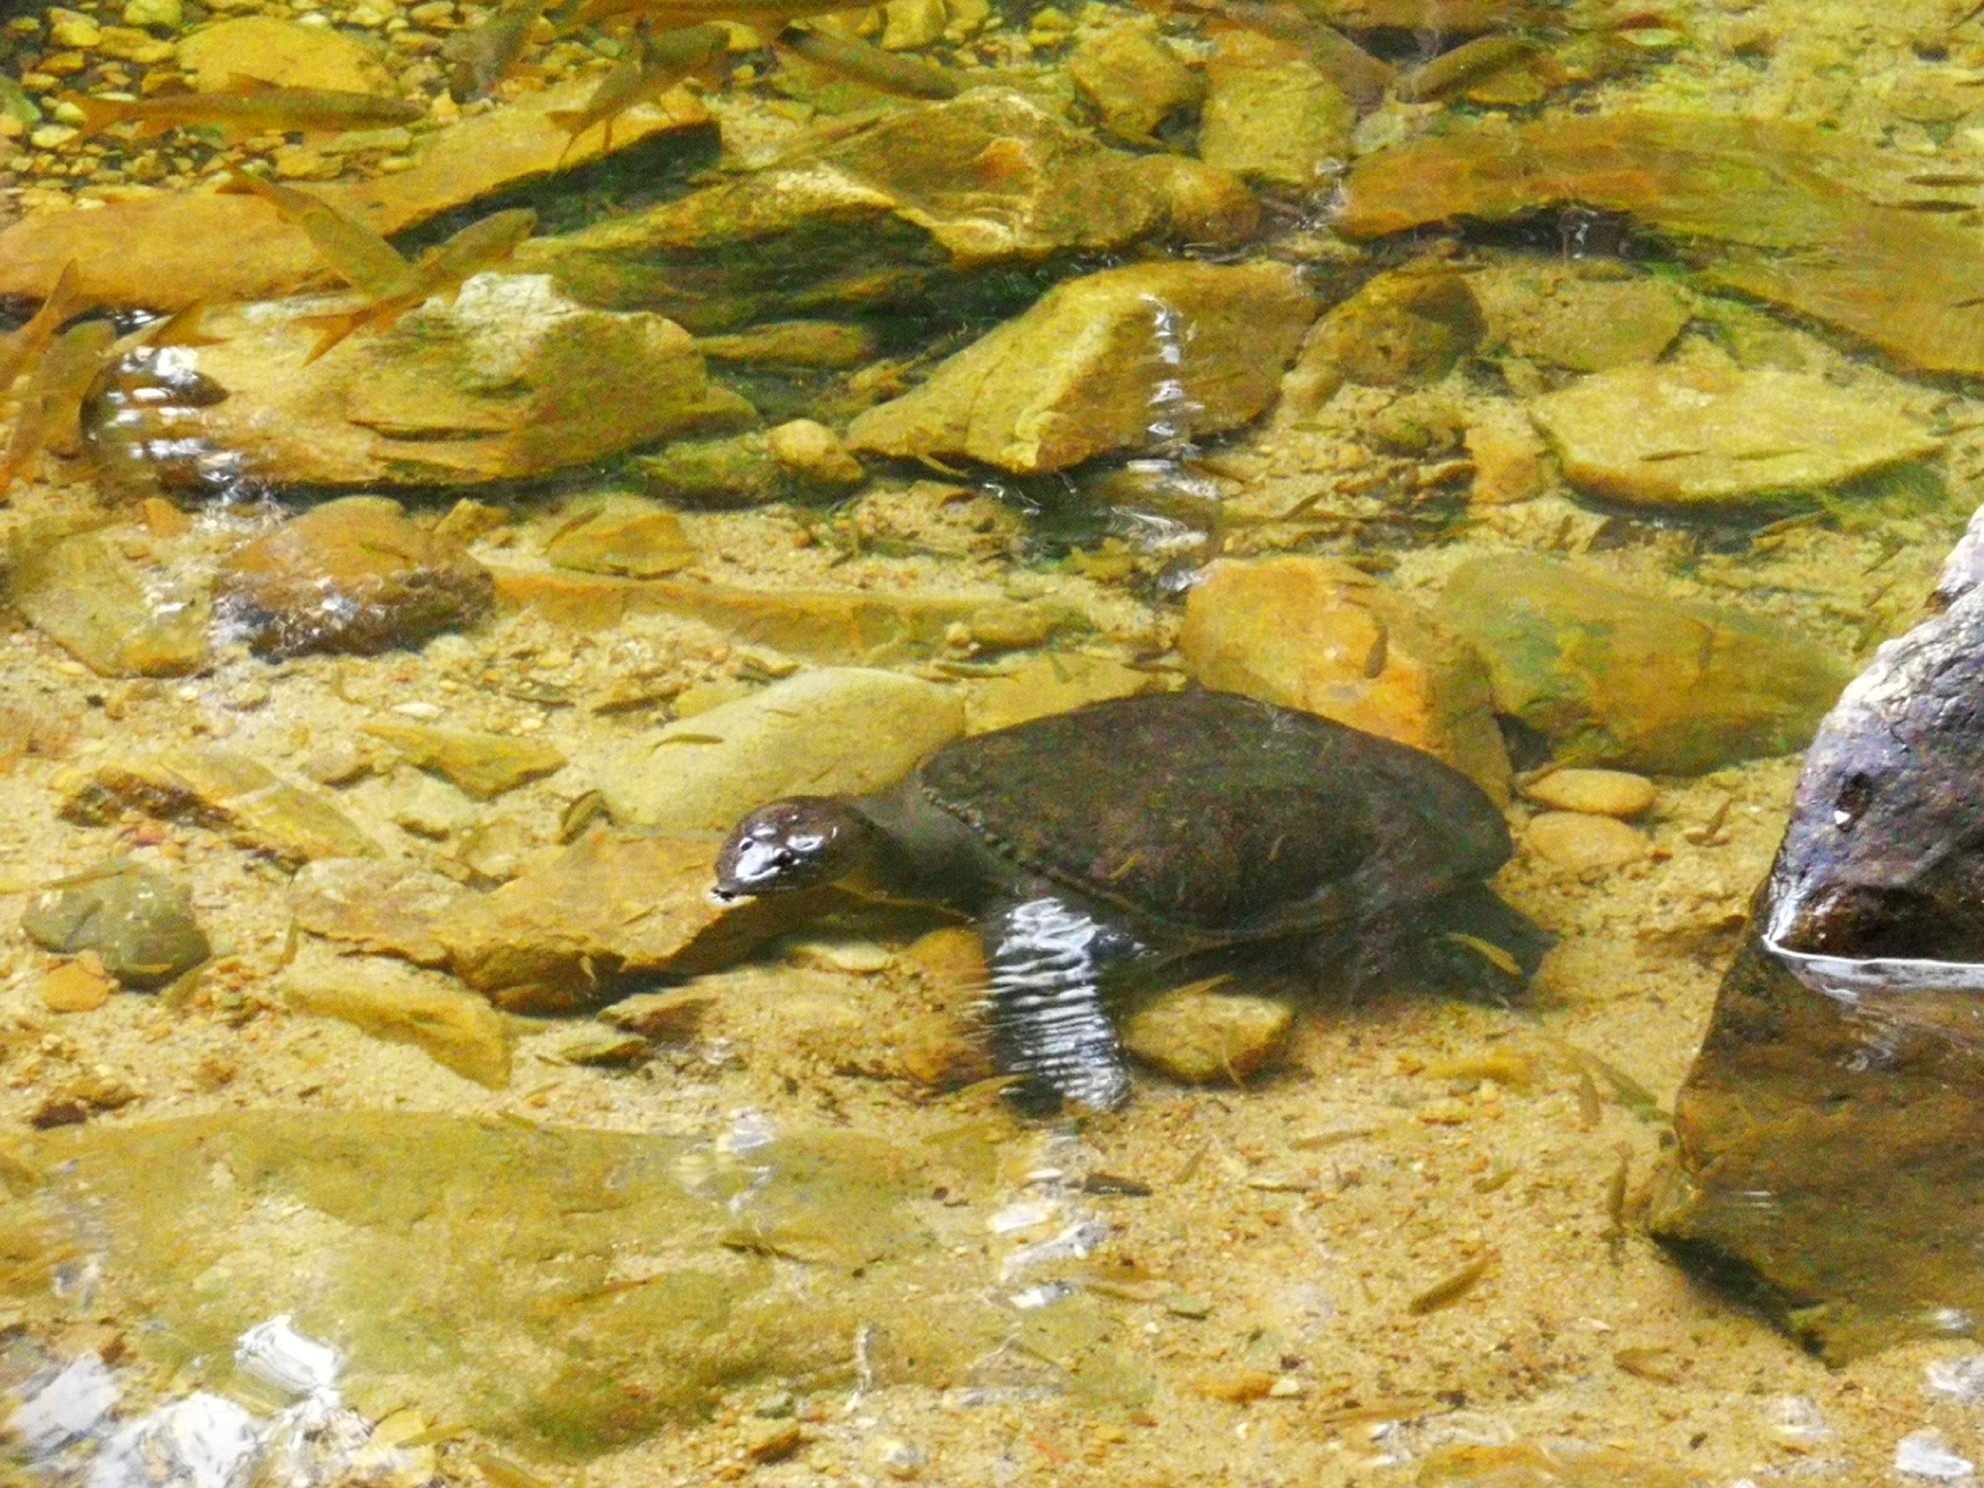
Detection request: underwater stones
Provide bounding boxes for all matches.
[1334,110,1984,380]
[183,277,748,489]
[517,90,1249,331]
[283,947,513,1088]
[1122,982,1295,1084]
[362,721,566,801]
[22,861,210,988]
[177,17,391,93]
[437,828,853,1006]
[598,666,963,832]
[1196,30,1354,197]
[627,422,864,508]
[544,494,697,577]
[14,1112,989,1455]
[1069,23,1204,143]
[1178,556,1511,800]
[1469,259,1689,373]
[964,651,1161,734]
[63,749,380,866]
[847,261,1313,474]
[290,859,465,966]
[1440,555,1851,774]
[0,80,708,312]
[1524,811,1647,872]
[11,529,211,678]
[1528,364,1939,509]
[1278,265,1484,418]
[1519,766,1656,819]
[218,498,493,658]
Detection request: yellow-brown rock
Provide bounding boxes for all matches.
[37,956,114,1014]
[1520,766,1656,819]
[177,16,391,93]
[11,529,211,678]
[1280,264,1484,418]
[218,498,493,656]
[1123,980,1294,1084]
[1197,30,1351,196]
[283,946,514,1089]
[848,261,1315,474]
[1525,811,1648,872]
[1069,23,1204,143]
[362,721,566,800]
[1179,556,1511,800]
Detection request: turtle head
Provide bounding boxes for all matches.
[715,797,882,898]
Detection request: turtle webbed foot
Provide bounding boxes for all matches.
[983,895,1139,1114]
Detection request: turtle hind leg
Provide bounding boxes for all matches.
[982,894,1142,1114]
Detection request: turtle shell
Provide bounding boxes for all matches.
[915,689,1510,940]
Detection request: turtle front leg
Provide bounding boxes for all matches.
[982,893,1142,1114]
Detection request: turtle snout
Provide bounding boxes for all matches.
[714,830,800,896]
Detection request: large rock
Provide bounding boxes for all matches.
[1178,556,1510,800]
[176,16,391,93]
[0,82,711,311]
[9,1112,1023,1455]
[1468,257,1690,373]
[1439,555,1852,774]
[599,666,963,832]
[1196,30,1354,196]
[283,947,513,1088]
[517,90,1257,332]
[1529,363,1940,509]
[847,261,1314,474]
[436,828,857,1007]
[1069,23,1205,143]
[11,529,210,678]
[166,277,751,489]
[218,498,494,656]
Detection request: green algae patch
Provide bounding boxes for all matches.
[0,1111,1029,1457]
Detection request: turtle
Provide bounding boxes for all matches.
[714,688,1548,1111]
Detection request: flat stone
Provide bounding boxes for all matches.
[289,858,467,965]
[1196,30,1353,196]
[598,667,964,834]
[1439,555,1852,774]
[283,945,513,1088]
[36,956,115,1014]
[217,498,493,657]
[1529,363,1940,508]
[1519,766,1656,819]
[173,277,751,490]
[596,987,715,1041]
[177,16,390,93]
[121,0,182,28]
[1069,23,1204,143]
[847,261,1314,474]
[1280,264,1483,417]
[1122,981,1294,1084]
[22,861,209,988]
[1179,556,1511,801]
[545,494,697,576]
[12,1112,1023,1455]
[62,750,380,865]
[519,90,1253,332]
[491,569,1086,665]
[438,829,855,1007]
[12,529,210,679]
[0,81,710,311]
[363,721,566,800]
[1469,258,1690,372]
[1524,811,1647,871]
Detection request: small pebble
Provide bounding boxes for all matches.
[1525,811,1648,871]
[1520,766,1656,819]
[46,8,102,47]
[1896,1428,1974,1483]
[38,955,114,1014]
[122,0,184,27]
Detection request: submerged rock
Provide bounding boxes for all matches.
[627,422,865,507]
[1440,555,1851,774]
[11,529,211,679]
[599,666,963,833]
[218,498,494,657]
[61,748,380,866]
[290,858,467,966]
[1122,980,1295,1084]
[283,946,514,1088]
[519,90,1255,331]
[543,494,698,578]
[1196,30,1354,196]
[177,16,390,93]
[23,860,210,988]
[1069,23,1204,143]
[1179,556,1510,800]
[362,721,566,800]
[1650,508,1984,1357]
[1529,364,1939,509]
[9,1111,1025,1455]
[1468,258,1690,372]
[175,276,750,489]
[848,261,1314,473]
[1336,110,1984,380]
[0,79,711,311]
[1279,265,1483,418]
